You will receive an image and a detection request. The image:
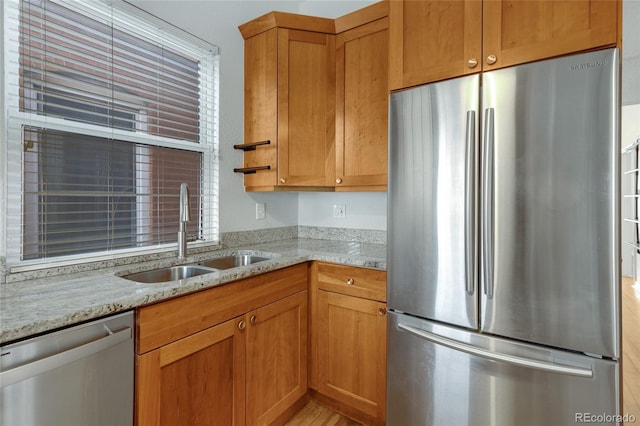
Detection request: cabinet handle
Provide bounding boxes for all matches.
[486,54,497,65]
[346,278,354,286]
[336,178,343,184]
[280,177,287,184]
[468,58,478,68]
[250,315,257,325]
[238,320,246,331]
[378,307,387,316]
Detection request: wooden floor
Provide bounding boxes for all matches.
[623,276,640,421]
[285,401,361,426]
[290,280,639,425]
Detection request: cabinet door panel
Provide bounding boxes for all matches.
[278,29,335,187]
[389,0,482,90]
[246,291,308,426]
[136,318,246,426]
[316,290,387,421]
[336,17,388,190]
[483,0,618,70]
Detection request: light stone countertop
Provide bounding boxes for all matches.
[0,238,386,344]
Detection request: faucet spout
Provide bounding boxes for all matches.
[178,183,191,259]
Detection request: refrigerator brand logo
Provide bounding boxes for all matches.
[571,60,607,71]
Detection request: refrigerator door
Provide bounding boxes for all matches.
[388,75,479,329]
[387,312,620,426]
[480,48,620,358]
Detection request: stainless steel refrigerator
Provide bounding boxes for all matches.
[387,48,621,425]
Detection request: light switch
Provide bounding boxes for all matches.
[256,202,266,220]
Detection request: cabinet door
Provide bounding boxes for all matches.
[482,0,618,71]
[389,0,482,90]
[277,29,335,188]
[243,28,278,188]
[316,290,387,422]
[136,317,246,426]
[246,290,308,426]
[336,17,388,191]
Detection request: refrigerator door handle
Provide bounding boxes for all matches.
[482,107,495,298]
[465,110,476,295]
[397,322,593,378]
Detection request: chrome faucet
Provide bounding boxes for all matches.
[178,183,191,260]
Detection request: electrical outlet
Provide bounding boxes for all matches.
[333,204,346,218]
[256,202,266,220]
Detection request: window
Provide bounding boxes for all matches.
[4,0,219,268]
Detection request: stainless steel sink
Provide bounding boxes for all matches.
[121,265,217,283]
[198,254,270,270]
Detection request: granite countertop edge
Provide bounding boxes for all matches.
[0,238,387,345]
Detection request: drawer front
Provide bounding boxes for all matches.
[136,263,308,354]
[316,262,386,301]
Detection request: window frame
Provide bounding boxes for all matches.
[3,0,220,271]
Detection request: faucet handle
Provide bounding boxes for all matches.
[180,183,191,222]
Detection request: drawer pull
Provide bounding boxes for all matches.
[378,307,387,316]
[346,278,354,286]
[250,315,257,325]
[238,320,246,331]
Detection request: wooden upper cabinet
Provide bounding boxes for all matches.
[242,28,278,189]
[389,0,620,90]
[335,2,389,191]
[482,0,619,71]
[239,13,336,191]
[389,0,482,90]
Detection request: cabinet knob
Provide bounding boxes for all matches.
[280,177,287,184]
[486,55,497,65]
[346,278,354,286]
[468,58,478,68]
[378,307,387,316]
[250,315,257,325]
[336,178,343,184]
[238,320,246,331]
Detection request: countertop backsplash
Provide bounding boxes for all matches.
[1,226,385,285]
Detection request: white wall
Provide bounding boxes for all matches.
[623,0,640,106]
[128,0,379,233]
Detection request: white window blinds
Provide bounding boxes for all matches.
[4,0,220,267]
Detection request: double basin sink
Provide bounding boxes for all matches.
[121,254,272,283]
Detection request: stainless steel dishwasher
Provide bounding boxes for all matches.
[0,311,134,426]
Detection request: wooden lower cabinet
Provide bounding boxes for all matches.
[246,291,308,426]
[135,264,308,426]
[136,317,246,426]
[316,291,386,422]
[309,262,387,425]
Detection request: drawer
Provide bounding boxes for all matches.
[315,262,386,302]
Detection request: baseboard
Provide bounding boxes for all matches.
[309,390,385,426]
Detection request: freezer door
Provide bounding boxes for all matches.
[388,75,479,329]
[480,48,620,358]
[387,312,620,426]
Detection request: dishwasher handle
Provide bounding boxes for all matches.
[0,326,132,389]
